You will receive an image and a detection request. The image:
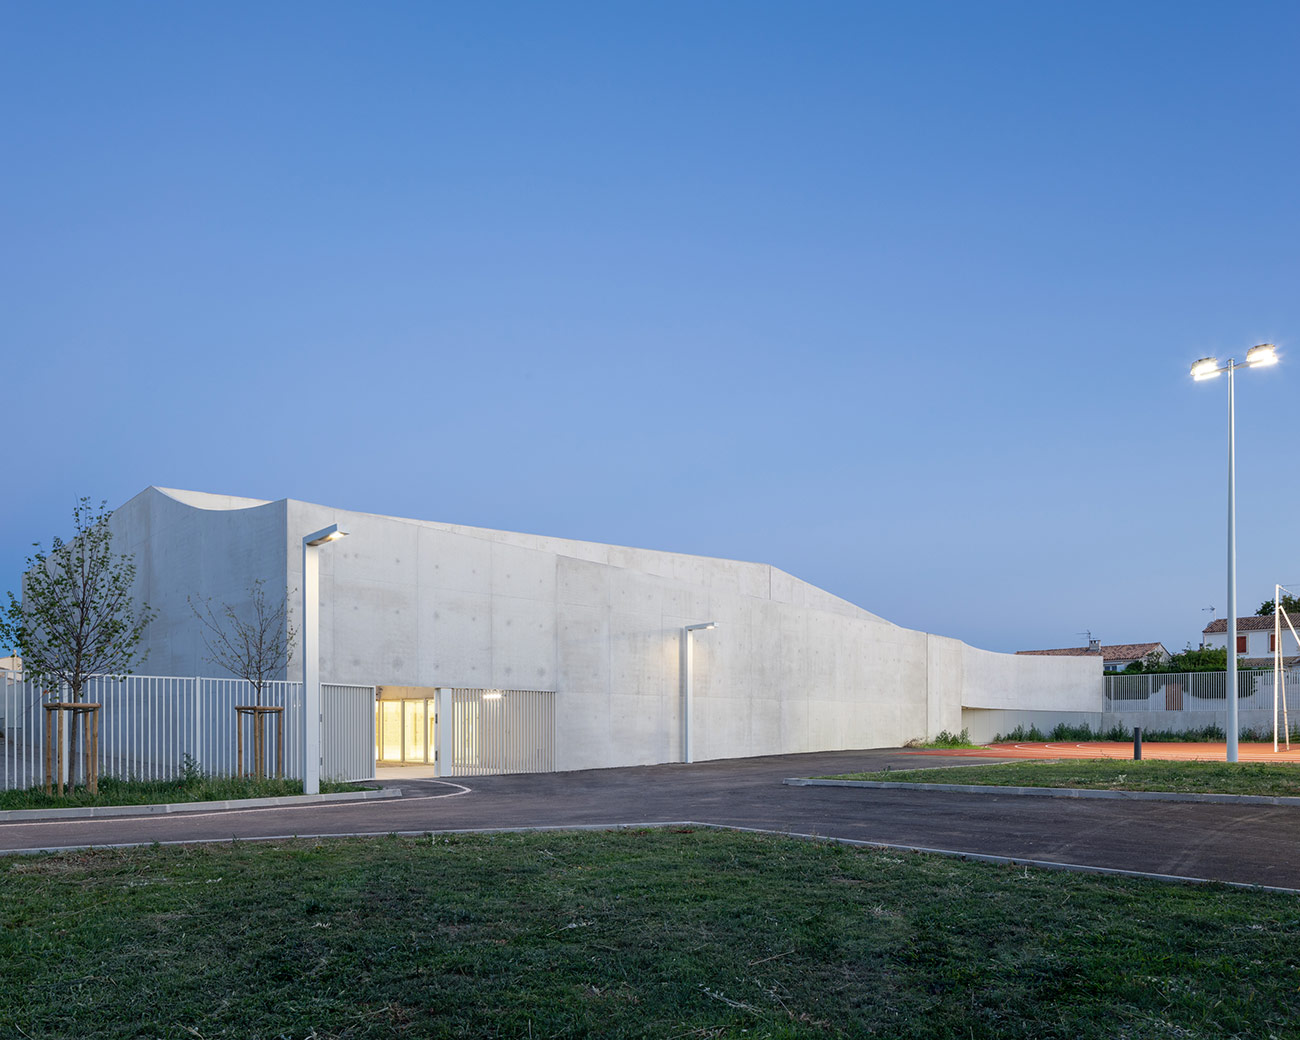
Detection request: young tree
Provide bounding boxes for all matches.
[0,498,153,700]
[189,579,296,706]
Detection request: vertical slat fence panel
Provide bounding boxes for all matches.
[441,689,554,778]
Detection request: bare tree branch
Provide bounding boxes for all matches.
[188,580,297,706]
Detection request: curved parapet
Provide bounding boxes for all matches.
[109,488,291,679]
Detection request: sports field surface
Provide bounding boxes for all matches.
[909,741,1300,763]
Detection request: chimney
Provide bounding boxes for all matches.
[1089,638,1101,653]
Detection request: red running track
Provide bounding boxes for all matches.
[908,741,1300,763]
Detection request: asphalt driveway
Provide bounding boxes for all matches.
[4,748,1300,890]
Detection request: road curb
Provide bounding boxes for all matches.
[784,777,1300,806]
[0,786,399,823]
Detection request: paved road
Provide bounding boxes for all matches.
[4,749,1299,890]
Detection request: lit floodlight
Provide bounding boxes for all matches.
[305,524,350,547]
[1190,357,1222,381]
[1247,343,1279,367]
[1186,342,1283,763]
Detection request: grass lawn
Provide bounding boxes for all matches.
[825,760,1300,796]
[2,830,1299,1039]
[0,774,368,812]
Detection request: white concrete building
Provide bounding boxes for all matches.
[106,487,1100,772]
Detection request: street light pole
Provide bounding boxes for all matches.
[1227,359,1238,762]
[302,523,349,794]
[681,621,717,764]
[1191,344,1278,763]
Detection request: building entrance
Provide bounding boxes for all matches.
[375,687,438,766]
[374,686,556,775]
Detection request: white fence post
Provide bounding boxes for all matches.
[437,688,452,777]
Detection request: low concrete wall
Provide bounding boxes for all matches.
[963,707,1285,744]
[1107,709,1280,739]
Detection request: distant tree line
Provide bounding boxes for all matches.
[1122,645,1228,674]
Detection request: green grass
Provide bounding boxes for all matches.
[0,774,369,812]
[1,830,1298,1039]
[826,759,1300,796]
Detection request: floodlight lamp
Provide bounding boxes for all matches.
[1247,343,1279,367]
[1190,357,1221,381]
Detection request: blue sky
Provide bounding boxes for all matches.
[2,1,1297,655]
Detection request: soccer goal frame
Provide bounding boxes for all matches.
[1273,584,1299,752]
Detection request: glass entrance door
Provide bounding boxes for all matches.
[376,697,436,765]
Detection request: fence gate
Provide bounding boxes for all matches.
[441,688,555,777]
[322,684,376,781]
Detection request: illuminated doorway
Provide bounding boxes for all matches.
[375,687,438,766]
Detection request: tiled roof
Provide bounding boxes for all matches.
[1016,642,1167,662]
[1203,616,1282,633]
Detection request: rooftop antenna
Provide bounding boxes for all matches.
[1077,629,1100,652]
[1203,605,1216,620]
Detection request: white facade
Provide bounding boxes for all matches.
[107,487,1101,771]
[1202,623,1300,659]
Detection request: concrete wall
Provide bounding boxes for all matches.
[111,488,288,680]
[107,487,1104,771]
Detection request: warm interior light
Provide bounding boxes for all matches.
[1247,343,1279,367]
[1190,357,1221,381]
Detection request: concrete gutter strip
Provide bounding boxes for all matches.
[784,777,1300,807]
[0,787,400,823]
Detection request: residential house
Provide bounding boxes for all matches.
[1202,616,1300,667]
[1016,640,1170,673]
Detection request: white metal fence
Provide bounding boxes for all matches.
[0,672,376,791]
[1104,667,1300,712]
[323,683,377,781]
[442,688,555,777]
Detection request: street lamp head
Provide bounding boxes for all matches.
[1247,343,1279,368]
[304,524,350,547]
[1190,357,1221,381]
